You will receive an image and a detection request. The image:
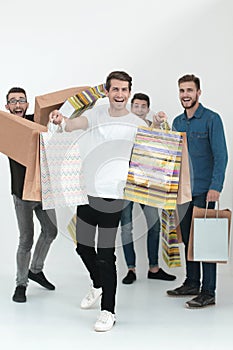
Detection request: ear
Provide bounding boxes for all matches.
[198,89,202,97]
[105,88,109,97]
[5,104,10,111]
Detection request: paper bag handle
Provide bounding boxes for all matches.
[205,201,220,219]
[47,121,63,134]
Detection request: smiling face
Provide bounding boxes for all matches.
[179,81,201,112]
[5,92,29,118]
[131,99,149,120]
[105,79,131,116]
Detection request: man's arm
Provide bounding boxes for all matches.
[49,110,88,131]
[208,113,228,193]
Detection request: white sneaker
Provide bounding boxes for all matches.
[94,310,116,332]
[80,286,102,309]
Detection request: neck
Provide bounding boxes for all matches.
[186,102,199,119]
[108,107,129,117]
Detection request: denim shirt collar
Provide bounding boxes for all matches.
[181,103,204,120]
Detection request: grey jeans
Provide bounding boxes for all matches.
[13,195,58,286]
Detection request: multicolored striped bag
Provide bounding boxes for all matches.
[40,130,88,210]
[59,84,106,119]
[123,126,183,210]
[67,213,77,244]
[161,209,181,267]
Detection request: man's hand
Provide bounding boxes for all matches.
[49,110,64,125]
[206,189,220,202]
[153,111,168,124]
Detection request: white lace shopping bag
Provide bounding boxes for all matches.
[40,125,88,209]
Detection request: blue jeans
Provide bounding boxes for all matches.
[120,201,160,268]
[177,193,216,296]
[13,195,58,287]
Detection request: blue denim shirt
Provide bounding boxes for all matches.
[172,103,228,196]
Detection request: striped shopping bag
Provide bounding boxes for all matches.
[67,213,77,244]
[59,84,106,119]
[161,209,181,267]
[124,126,183,210]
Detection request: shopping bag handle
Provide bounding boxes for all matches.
[205,201,220,219]
[47,121,63,134]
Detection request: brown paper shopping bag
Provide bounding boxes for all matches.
[188,205,231,263]
[0,110,47,201]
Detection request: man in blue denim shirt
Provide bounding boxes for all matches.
[167,74,228,308]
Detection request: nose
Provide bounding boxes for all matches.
[117,89,124,97]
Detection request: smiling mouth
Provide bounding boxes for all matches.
[114,98,124,102]
[14,109,24,115]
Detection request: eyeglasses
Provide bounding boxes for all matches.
[7,98,27,105]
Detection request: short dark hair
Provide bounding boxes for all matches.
[6,87,27,102]
[178,74,200,90]
[105,71,132,92]
[131,93,150,108]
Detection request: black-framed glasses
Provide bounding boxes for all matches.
[8,98,27,105]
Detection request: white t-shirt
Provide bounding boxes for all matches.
[76,104,147,199]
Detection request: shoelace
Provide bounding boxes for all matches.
[86,289,96,301]
[97,311,111,324]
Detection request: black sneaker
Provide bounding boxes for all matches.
[147,268,176,281]
[185,293,215,309]
[167,284,200,297]
[28,270,55,290]
[12,285,26,303]
[122,270,136,284]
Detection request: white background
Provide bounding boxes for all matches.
[0,0,233,347]
[1,0,232,243]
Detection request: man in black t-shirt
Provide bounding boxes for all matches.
[5,87,58,303]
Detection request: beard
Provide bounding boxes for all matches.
[185,99,197,109]
[10,107,27,117]
[181,95,198,110]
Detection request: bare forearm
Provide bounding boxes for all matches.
[49,110,88,131]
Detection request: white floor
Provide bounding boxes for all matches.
[1,229,233,350]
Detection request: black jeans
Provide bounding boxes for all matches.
[76,196,123,313]
[177,193,216,296]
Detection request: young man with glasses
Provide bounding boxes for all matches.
[120,93,176,284]
[5,87,58,303]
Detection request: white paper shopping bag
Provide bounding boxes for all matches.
[40,129,88,209]
[193,217,228,262]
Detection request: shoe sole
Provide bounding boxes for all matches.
[167,293,200,298]
[122,280,136,285]
[185,302,216,309]
[28,278,55,290]
[148,277,176,281]
[12,298,26,303]
[94,321,116,332]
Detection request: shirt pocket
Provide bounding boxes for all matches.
[189,131,210,156]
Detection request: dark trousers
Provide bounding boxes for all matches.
[177,193,216,296]
[76,196,123,313]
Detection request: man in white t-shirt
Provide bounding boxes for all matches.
[49,71,148,332]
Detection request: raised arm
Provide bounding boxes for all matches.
[49,110,88,132]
